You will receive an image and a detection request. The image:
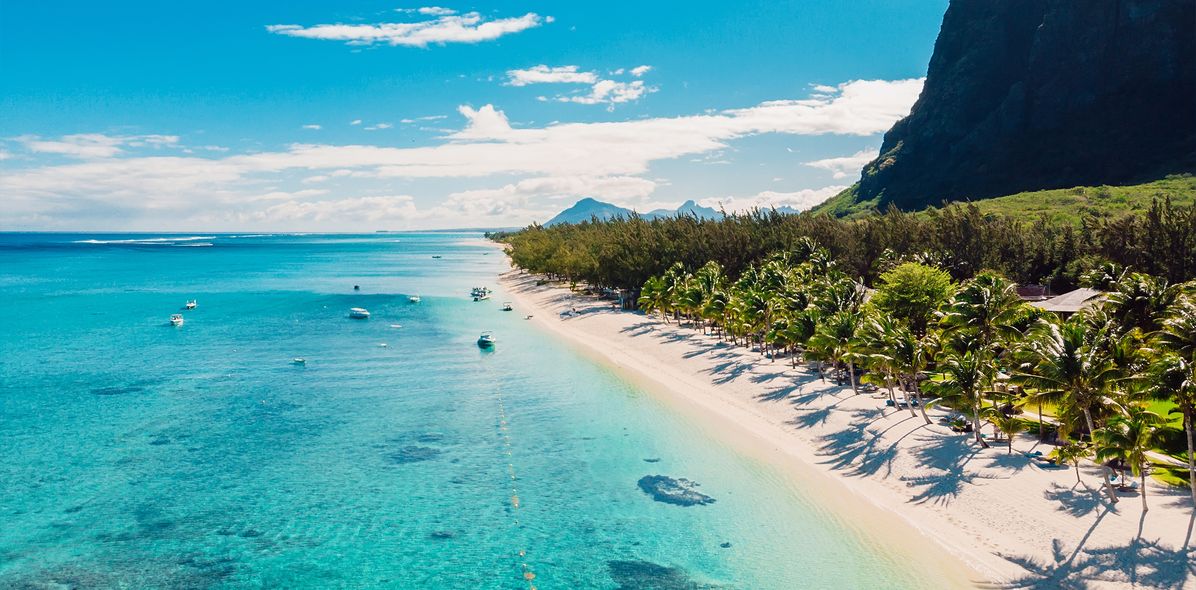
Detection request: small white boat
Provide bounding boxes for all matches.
[292,358,306,365]
[408,295,421,303]
[170,314,185,327]
[473,293,490,301]
[389,324,403,329]
[349,307,371,319]
[185,300,197,310]
[501,302,513,311]
[477,332,495,348]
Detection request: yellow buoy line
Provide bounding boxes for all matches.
[494,386,539,590]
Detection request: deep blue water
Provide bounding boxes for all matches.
[0,232,943,589]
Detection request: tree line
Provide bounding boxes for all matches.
[494,198,1195,294]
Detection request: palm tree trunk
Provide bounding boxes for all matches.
[899,376,916,418]
[914,381,932,425]
[1100,464,1119,504]
[848,362,858,395]
[1184,410,1196,507]
[1074,462,1081,485]
[1038,399,1044,441]
[1140,471,1148,512]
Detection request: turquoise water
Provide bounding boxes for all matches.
[0,233,944,589]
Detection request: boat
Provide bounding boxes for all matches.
[292,358,306,365]
[184,300,197,310]
[473,293,490,302]
[408,295,421,303]
[477,332,495,348]
[431,255,442,259]
[170,314,185,327]
[349,307,371,319]
[501,302,513,311]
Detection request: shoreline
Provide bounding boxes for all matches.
[497,267,1195,589]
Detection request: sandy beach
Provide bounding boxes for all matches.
[500,269,1196,590]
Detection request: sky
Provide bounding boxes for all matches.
[0,1,949,231]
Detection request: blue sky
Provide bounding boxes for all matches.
[0,1,948,230]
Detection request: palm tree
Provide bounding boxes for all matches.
[1151,288,1196,505]
[1146,353,1195,506]
[1014,318,1122,438]
[638,275,669,322]
[1051,443,1091,485]
[808,310,864,394]
[859,313,908,412]
[927,351,988,446]
[1094,407,1165,511]
[983,406,1027,454]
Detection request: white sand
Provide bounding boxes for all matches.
[500,269,1195,590]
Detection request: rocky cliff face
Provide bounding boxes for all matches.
[852,0,1196,211]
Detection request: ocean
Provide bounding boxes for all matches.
[0,232,944,589]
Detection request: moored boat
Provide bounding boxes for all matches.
[408,295,421,303]
[349,307,371,319]
[185,299,197,310]
[477,332,495,348]
[170,313,185,326]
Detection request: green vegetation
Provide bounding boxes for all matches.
[812,175,1196,221]
[500,216,1196,506]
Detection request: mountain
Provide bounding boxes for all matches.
[544,198,634,226]
[545,198,723,226]
[822,0,1196,215]
[645,200,722,220]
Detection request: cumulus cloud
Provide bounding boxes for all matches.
[1,79,920,229]
[701,186,847,214]
[558,79,651,107]
[506,64,656,108]
[803,149,879,179]
[266,11,547,47]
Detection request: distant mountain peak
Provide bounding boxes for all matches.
[545,198,724,226]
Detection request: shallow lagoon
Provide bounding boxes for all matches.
[0,233,947,588]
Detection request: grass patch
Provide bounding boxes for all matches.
[811,175,1196,222]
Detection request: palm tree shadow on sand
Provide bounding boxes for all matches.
[982,493,1196,589]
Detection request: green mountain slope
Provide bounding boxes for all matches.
[813,175,1196,222]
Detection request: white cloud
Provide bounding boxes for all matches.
[17,133,179,159]
[506,65,598,86]
[1,79,920,229]
[416,7,456,16]
[350,119,362,126]
[506,64,656,108]
[558,79,652,108]
[267,11,547,47]
[803,149,879,179]
[701,186,847,214]
[302,124,322,130]
[364,123,393,131]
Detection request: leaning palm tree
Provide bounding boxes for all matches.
[1094,406,1165,511]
